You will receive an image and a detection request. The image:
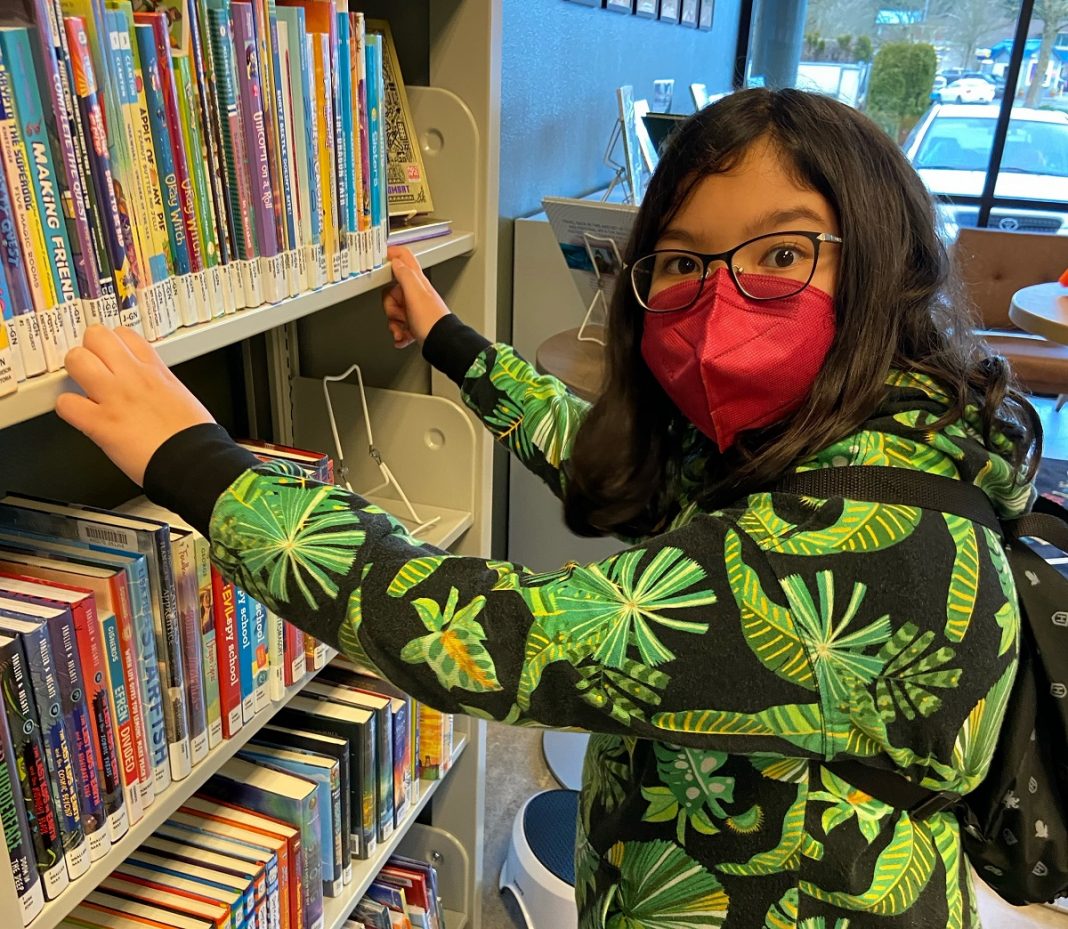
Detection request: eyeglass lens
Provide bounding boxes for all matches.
[633,232,822,311]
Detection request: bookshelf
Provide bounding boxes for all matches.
[0,2,500,928]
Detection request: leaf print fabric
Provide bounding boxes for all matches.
[183,340,1029,928]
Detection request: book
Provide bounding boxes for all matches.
[168,523,209,764]
[0,630,64,904]
[61,900,213,929]
[210,568,243,738]
[156,816,279,929]
[0,594,111,861]
[323,660,411,828]
[303,679,392,843]
[139,833,262,929]
[0,494,193,784]
[0,535,153,821]
[386,217,451,247]
[257,722,352,878]
[0,27,83,350]
[273,695,375,861]
[98,874,231,929]
[210,755,324,929]
[0,616,90,881]
[81,891,217,929]
[0,692,45,926]
[0,572,129,843]
[0,37,64,369]
[64,15,141,331]
[242,739,344,895]
[0,154,46,377]
[179,794,300,929]
[113,858,245,929]
[366,20,431,218]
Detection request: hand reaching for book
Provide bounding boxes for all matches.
[55,326,215,486]
[383,245,451,348]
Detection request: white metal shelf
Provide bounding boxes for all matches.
[27,651,338,929]
[323,737,469,929]
[364,496,474,551]
[0,232,474,432]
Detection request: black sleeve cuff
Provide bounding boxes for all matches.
[144,423,261,538]
[421,314,491,386]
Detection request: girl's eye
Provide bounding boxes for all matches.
[664,254,700,275]
[757,243,811,271]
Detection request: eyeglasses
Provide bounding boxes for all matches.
[630,230,843,313]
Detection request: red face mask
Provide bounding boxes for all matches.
[640,268,836,450]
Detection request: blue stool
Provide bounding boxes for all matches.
[499,789,579,929]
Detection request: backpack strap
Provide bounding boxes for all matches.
[770,464,1018,820]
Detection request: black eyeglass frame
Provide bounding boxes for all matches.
[629,230,843,313]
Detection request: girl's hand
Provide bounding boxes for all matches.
[55,325,215,486]
[383,245,451,348]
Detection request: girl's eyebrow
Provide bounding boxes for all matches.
[658,206,830,250]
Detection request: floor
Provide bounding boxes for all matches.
[477,393,1068,929]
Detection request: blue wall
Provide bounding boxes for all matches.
[499,0,743,220]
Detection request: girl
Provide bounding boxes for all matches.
[57,88,1039,928]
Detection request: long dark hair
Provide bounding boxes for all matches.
[563,87,1042,538]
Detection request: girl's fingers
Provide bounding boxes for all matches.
[386,245,421,273]
[64,345,117,403]
[82,324,137,375]
[55,392,103,438]
[114,325,164,367]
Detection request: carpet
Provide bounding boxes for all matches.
[1036,456,1068,507]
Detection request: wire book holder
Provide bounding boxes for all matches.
[576,232,620,346]
[601,118,629,204]
[322,363,441,539]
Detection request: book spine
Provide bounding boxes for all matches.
[301,31,321,258]
[0,43,64,370]
[145,523,192,781]
[365,32,382,267]
[103,8,165,339]
[0,635,68,900]
[0,698,45,926]
[266,608,284,701]
[347,13,363,272]
[173,534,209,766]
[113,547,168,797]
[307,32,329,280]
[64,15,141,331]
[210,567,243,738]
[45,608,110,860]
[359,711,376,860]
[248,0,283,249]
[12,622,90,880]
[107,572,154,813]
[375,700,393,841]
[392,698,410,826]
[67,590,127,842]
[148,17,204,284]
[189,532,222,748]
[269,14,298,279]
[132,22,194,327]
[317,33,338,282]
[120,4,180,335]
[207,1,255,264]
[97,609,143,827]
[0,158,43,377]
[283,620,305,687]
[31,0,103,314]
[232,2,279,262]
[233,585,256,723]
[250,597,269,712]
[334,11,351,274]
[0,245,19,387]
[188,0,239,308]
[354,14,370,268]
[173,52,220,321]
[0,28,82,348]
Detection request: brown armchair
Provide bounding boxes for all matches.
[951,227,1068,397]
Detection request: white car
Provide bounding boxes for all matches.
[938,77,996,104]
[903,104,1068,233]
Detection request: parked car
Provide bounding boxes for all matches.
[930,75,948,100]
[937,77,996,104]
[903,103,1068,233]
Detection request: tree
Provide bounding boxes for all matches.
[867,42,938,140]
[1023,0,1068,106]
[944,0,1009,69]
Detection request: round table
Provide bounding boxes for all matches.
[1009,282,1068,344]
[535,327,606,401]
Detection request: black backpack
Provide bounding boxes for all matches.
[775,465,1068,906]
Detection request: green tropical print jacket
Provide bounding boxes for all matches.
[148,321,1030,929]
